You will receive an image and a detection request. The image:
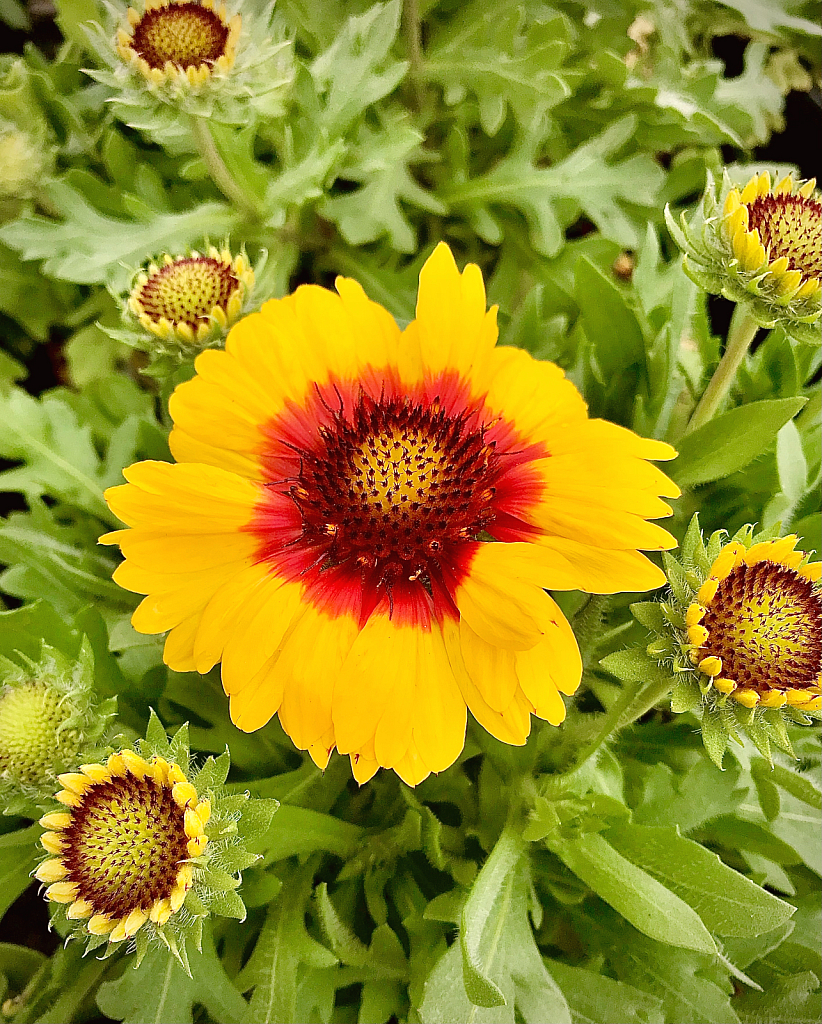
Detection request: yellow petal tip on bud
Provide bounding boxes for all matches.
[688,625,710,647]
[698,655,723,677]
[87,914,115,936]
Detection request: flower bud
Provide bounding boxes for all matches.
[35,713,277,970]
[666,170,821,345]
[0,643,116,814]
[637,516,821,767]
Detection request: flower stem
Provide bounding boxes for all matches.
[563,672,673,776]
[686,304,759,433]
[189,115,262,221]
[403,0,424,109]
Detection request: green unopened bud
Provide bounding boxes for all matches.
[0,643,116,813]
[0,122,50,200]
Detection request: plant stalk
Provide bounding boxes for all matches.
[686,304,759,433]
[189,115,262,221]
[563,672,673,776]
[403,0,425,110]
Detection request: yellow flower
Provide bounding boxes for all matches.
[102,243,679,786]
[685,536,821,712]
[116,0,241,89]
[126,246,254,357]
[36,750,207,943]
[722,172,820,303]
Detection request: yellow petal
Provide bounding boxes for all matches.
[458,618,519,713]
[443,619,531,746]
[516,598,582,699]
[414,243,496,378]
[274,604,359,750]
[533,537,666,594]
[455,543,558,650]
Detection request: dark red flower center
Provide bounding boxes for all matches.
[702,560,822,692]
[131,2,229,70]
[249,374,545,626]
[747,194,822,279]
[61,774,188,918]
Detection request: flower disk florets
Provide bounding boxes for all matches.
[666,170,821,344]
[285,390,505,613]
[117,0,240,89]
[124,246,254,363]
[37,749,207,944]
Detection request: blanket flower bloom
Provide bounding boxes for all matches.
[102,244,679,785]
[37,750,208,944]
[685,536,821,712]
[666,170,821,344]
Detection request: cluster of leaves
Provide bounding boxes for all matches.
[0,0,820,1021]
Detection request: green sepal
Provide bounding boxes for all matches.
[701,704,731,769]
[670,676,702,714]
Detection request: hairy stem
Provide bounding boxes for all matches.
[403,0,424,109]
[189,115,261,221]
[563,672,673,776]
[686,304,759,433]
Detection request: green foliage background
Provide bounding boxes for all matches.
[0,0,820,1021]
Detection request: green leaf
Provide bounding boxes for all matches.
[310,0,406,137]
[316,883,370,967]
[634,760,745,834]
[0,184,236,288]
[701,706,731,769]
[606,926,741,1024]
[96,949,198,1024]
[236,863,337,1024]
[96,925,248,1023]
[0,388,115,522]
[546,961,664,1024]
[442,117,665,255]
[575,257,645,377]
[419,829,571,1023]
[546,832,717,953]
[459,827,522,1007]
[0,242,68,340]
[422,2,570,134]
[735,966,821,1024]
[605,824,794,937]
[257,805,362,863]
[0,826,39,920]
[751,759,822,811]
[630,602,668,635]
[673,398,806,489]
[320,113,445,252]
